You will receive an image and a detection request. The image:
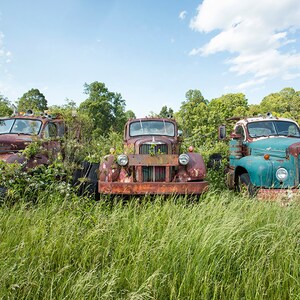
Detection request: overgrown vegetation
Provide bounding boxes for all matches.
[0,191,299,299]
[0,84,300,298]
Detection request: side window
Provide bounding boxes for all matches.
[56,122,65,137]
[235,125,245,140]
[288,124,300,137]
[44,123,57,138]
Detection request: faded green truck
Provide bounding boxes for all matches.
[219,115,300,196]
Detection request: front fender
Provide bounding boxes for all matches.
[186,153,206,180]
[235,156,273,187]
[5,154,26,164]
[4,153,49,169]
[99,154,120,182]
[235,156,297,188]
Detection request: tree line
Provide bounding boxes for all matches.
[1,83,299,146]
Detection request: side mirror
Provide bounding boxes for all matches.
[178,129,183,137]
[218,125,226,140]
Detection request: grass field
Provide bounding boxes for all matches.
[0,189,299,299]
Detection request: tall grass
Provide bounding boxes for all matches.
[0,190,299,299]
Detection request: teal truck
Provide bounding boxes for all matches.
[219,114,300,197]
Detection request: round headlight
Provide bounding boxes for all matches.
[276,167,288,182]
[178,153,190,166]
[117,154,128,166]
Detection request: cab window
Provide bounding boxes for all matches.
[56,122,65,137]
[235,125,245,140]
[44,123,57,138]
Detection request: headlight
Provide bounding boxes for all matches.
[117,154,128,166]
[276,168,288,182]
[178,153,190,165]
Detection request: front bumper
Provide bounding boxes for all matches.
[98,181,209,195]
[257,188,300,200]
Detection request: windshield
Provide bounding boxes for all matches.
[247,121,300,138]
[129,120,175,137]
[0,118,42,135]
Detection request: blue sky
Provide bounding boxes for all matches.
[0,0,299,117]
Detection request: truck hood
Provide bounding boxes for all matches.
[0,134,33,153]
[249,137,300,158]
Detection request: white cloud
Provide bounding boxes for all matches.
[179,10,187,20]
[189,0,300,87]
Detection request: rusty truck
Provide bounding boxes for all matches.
[80,117,208,196]
[0,110,65,168]
[219,113,300,198]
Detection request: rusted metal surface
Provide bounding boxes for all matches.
[128,154,179,166]
[288,142,300,157]
[98,117,208,195]
[0,114,64,166]
[186,153,206,179]
[99,181,209,195]
[257,188,300,201]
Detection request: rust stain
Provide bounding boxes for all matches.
[128,154,179,166]
[99,181,209,195]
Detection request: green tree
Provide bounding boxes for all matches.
[207,93,249,142]
[158,105,174,118]
[125,110,136,120]
[248,104,261,116]
[208,93,248,126]
[79,81,127,135]
[260,88,300,122]
[17,89,48,112]
[178,89,208,140]
[0,95,13,116]
[178,91,249,146]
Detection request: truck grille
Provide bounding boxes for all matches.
[142,166,166,182]
[139,143,168,154]
[140,143,168,182]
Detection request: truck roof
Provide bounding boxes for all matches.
[127,117,176,122]
[235,116,299,126]
[0,113,63,123]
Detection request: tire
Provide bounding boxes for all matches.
[207,153,222,170]
[84,162,99,197]
[73,161,100,199]
[238,173,258,197]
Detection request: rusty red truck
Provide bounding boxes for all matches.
[96,117,208,195]
[0,111,65,168]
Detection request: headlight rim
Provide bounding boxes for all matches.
[117,154,129,166]
[275,167,288,182]
[178,153,190,166]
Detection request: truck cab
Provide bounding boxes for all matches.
[98,117,208,195]
[0,111,65,168]
[221,114,300,196]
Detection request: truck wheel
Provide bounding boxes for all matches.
[74,161,100,200]
[207,153,222,170]
[86,162,100,200]
[238,173,258,197]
